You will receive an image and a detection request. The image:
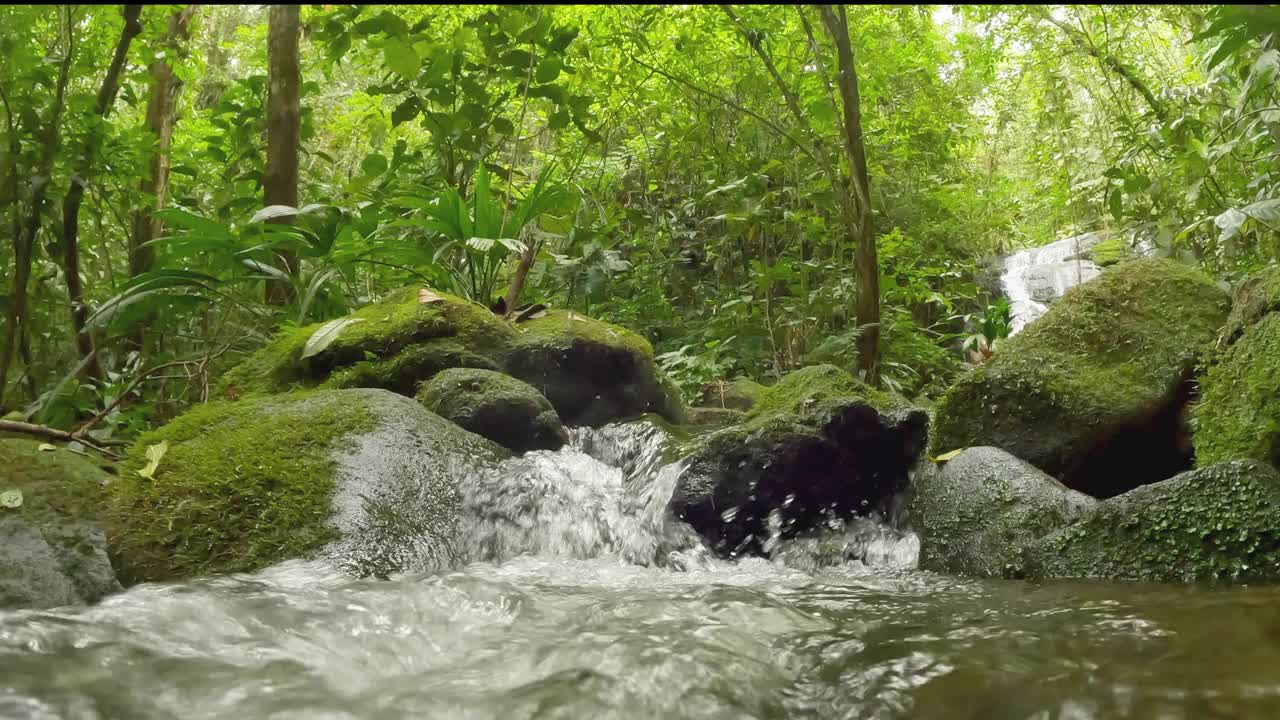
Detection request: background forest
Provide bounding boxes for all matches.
[2,4,1279,445]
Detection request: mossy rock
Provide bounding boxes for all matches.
[932,258,1229,498]
[217,290,683,427]
[684,406,747,428]
[1085,237,1133,268]
[908,447,1096,578]
[1216,264,1280,350]
[1195,312,1280,469]
[697,377,765,411]
[673,365,928,557]
[0,440,121,609]
[1022,460,1280,582]
[108,389,507,584]
[417,368,568,453]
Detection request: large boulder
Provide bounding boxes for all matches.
[0,440,120,609]
[1195,312,1280,470]
[216,289,683,427]
[417,368,568,453]
[933,258,1229,498]
[672,365,929,558]
[1022,460,1280,582]
[908,447,1096,578]
[108,389,507,584]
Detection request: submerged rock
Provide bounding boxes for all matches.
[108,389,506,584]
[417,368,568,452]
[217,289,683,427]
[908,447,1095,578]
[1022,460,1280,582]
[698,377,765,411]
[0,440,120,609]
[1195,313,1280,470]
[933,258,1229,498]
[673,365,928,557]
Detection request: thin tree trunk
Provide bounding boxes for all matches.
[0,9,75,410]
[128,6,196,351]
[130,6,196,280]
[264,4,301,306]
[819,4,880,385]
[61,4,144,381]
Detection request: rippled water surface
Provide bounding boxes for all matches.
[4,424,1280,719]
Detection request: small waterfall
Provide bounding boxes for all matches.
[999,231,1107,334]
[456,420,920,572]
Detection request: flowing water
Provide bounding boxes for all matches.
[999,232,1106,335]
[4,424,1280,719]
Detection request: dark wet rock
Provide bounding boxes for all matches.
[1022,460,1280,582]
[697,377,765,411]
[933,258,1229,498]
[1216,264,1280,351]
[0,440,121,609]
[417,368,568,453]
[108,389,506,584]
[908,447,1095,578]
[216,289,683,427]
[672,365,929,558]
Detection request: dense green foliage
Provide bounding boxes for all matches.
[3,5,1280,440]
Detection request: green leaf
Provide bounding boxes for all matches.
[136,441,169,481]
[535,57,562,83]
[301,318,366,359]
[361,153,389,177]
[0,489,21,509]
[1207,31,1251,72]
[1241,198,1280,222]
[384,41,421,80]
[391,96,421,127]
[250,205,299,223]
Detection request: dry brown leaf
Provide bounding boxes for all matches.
[418,288,446,304]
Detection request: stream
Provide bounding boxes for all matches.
[3,424,1280,719]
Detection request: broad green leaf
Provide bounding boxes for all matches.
[384,40,420,80]
[136,441,169,480]
[250,205,299,224]
[301,318,366,359]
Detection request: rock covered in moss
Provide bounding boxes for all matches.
[908,447,1096,578]
[933,258,1229,498]
[1022,460,1280,582]
[1085,237,1134,268]
[684,406,746,428]
[1195,312,1280,469]
[108,389,507,584]
[673,365,929,557]
[217,289,683,427]
[0,440,121,609]
[417,368,567,453]
[1217,265,1280,350]
[698,377,765,411]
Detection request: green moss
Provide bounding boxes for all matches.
[0,440,112,531]
[507,309,655,358]
[215,289,512,399]
[1023,460,1280,582]
[1086,237,1132,267]
[932,259,1229,476]
[699,377,765,410]
[107,392,375,583]
[748,364,903,427]
[417,368,548,415]
[1195,313,1280,468]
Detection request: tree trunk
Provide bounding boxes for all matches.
[60,4,144,382]
[819,4,880,384]
[0,10,75,410]
[127,6,196,351]
[130,6,196,281]
[264,4,301,306]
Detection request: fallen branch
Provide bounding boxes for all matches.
[0,420,124,459]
